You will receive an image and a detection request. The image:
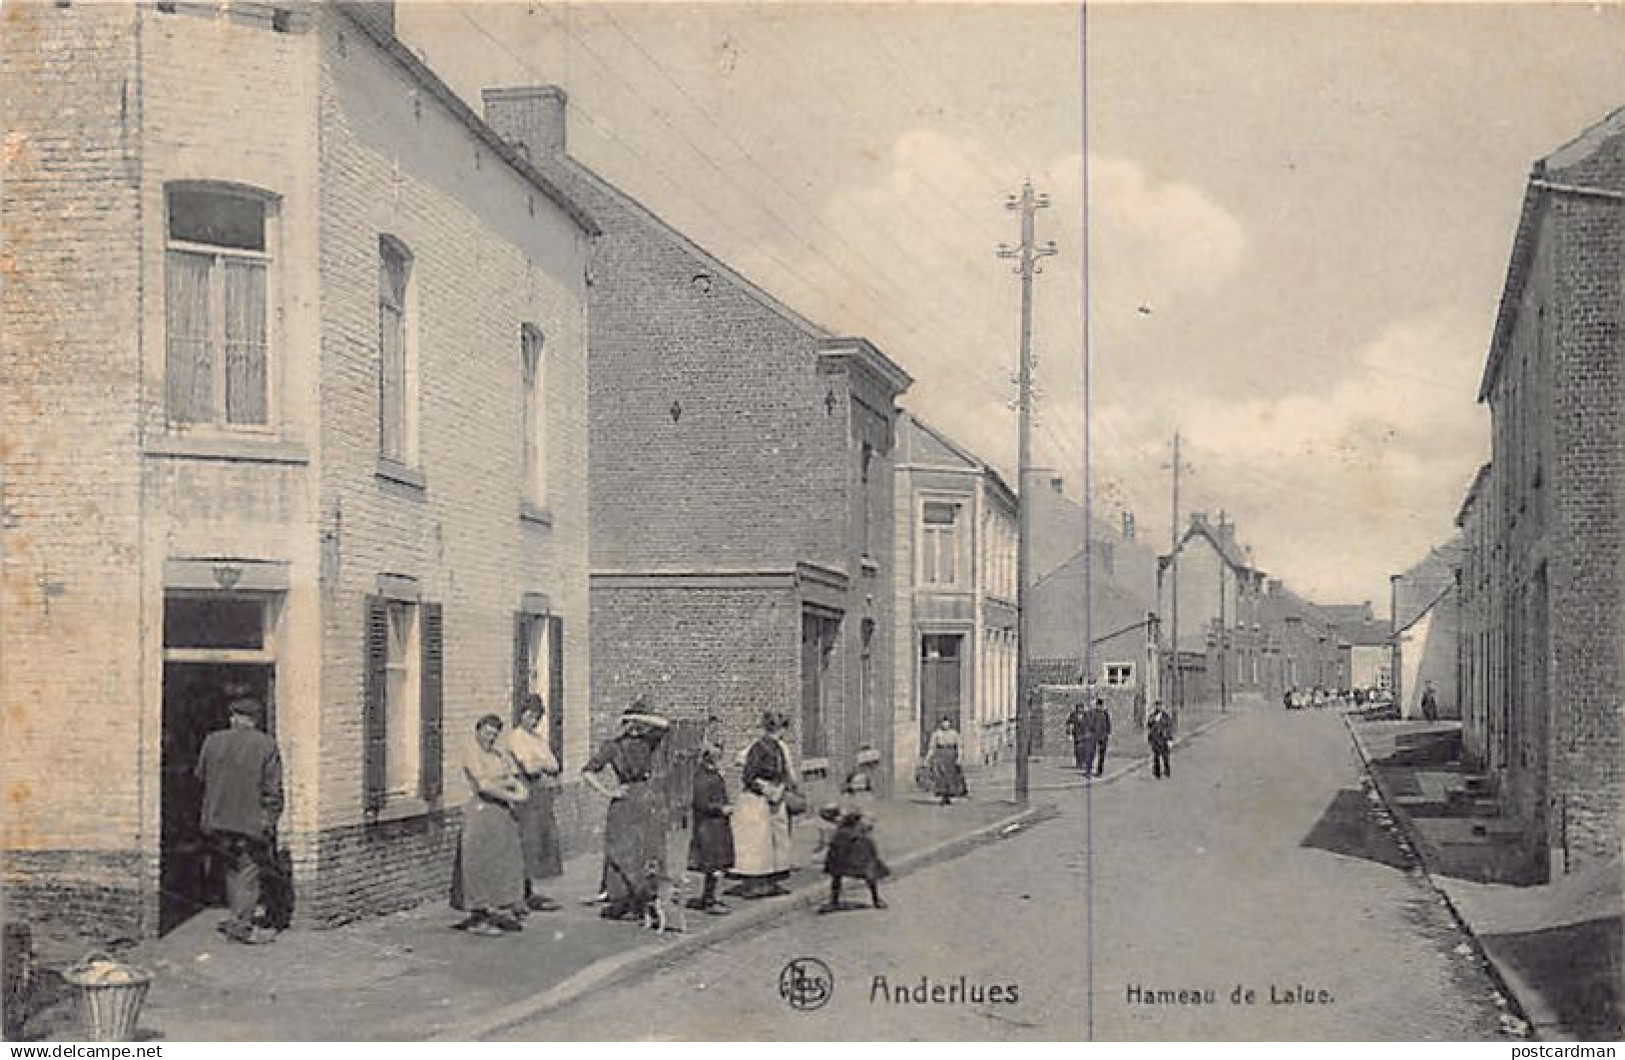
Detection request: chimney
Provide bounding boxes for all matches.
[482,85,569,160]
[1190,510,1206,529]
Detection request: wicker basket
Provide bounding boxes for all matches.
[63,957,152,1043]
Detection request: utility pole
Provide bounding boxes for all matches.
[999,179,1056,807]
[1218,551,1228,712]
[1169,431,1182,721]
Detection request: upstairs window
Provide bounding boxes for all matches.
[921,501,961,586]
[521,324,547,507]
[165,186,273,428]
[378,237,416,465]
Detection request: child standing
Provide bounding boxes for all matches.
[816,804,889,913]
[687,743,735,915]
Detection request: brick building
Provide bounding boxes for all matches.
[1255,580,1352,699]
[1,2,596,934]
[476,86,912,793]
[1464,107,1624,879]
[891,414,1018,773]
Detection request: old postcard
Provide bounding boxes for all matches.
[1,0,1621,1044]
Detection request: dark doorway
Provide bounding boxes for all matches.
[160,656,274,934]
[920,633,963,753]
[801,611,839,760]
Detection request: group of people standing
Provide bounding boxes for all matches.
[1064,699,1114,776]
[451,695,567,936]
[1063,697,1176,781]
[451,700,881,937]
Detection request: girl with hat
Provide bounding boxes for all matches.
[582,699,670,920]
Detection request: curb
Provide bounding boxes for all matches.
[440,800,1058,1040]
[1029,710,1235,792]
[1339,714,1562,1041]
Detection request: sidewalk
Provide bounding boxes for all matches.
[18,774,1048,1042]
[1344,713,1624,1041]
[18,709,1231,1042]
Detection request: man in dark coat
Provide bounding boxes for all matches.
[1147,701,1173,779]
[1064,703,1094,771]
[196,697,283,944]
[1090,698,1113,777]
[1420,682,1440,722]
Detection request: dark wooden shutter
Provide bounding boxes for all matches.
[363,596,388,816]
[420,602,444,802]
[548,615,565,768]
[513,612,530,723]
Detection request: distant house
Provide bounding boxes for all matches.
[1256,580,1352,696]
[1158,512,1269,708]
[1025,478,1159,734]
[1390,540,1465,721]
[481,85,912,793]
[891,415,1018,771]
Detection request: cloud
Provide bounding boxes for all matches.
[1094,311,1490,601]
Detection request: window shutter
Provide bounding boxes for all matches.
[548,615,565,768]
[513,612,530,723]
[420,602,444,802]
[363,596,388,816]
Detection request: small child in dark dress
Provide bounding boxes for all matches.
[686,744,735,915]
[816,803,890,913]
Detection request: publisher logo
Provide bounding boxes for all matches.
[779,957,834,1011]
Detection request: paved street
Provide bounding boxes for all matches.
[506,706,1508,1040]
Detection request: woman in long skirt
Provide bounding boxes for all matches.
[729,711,795,898]
[582,701,670,921]
[505,694,563,912]
[926,716,969,805]
[452,714,528,936]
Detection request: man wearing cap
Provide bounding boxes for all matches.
[196,697,284,944]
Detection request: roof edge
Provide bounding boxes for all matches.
[336,6,599,237]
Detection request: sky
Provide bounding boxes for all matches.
[401,1,1625,611]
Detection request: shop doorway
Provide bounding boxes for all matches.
[920,633,963,753]
[159,593,278,934]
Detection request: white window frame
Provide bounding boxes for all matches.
[920,498,963,587]
[521,324,547,509]
[383,598,422,799]
[163,184,278,432]
[1104,661,1135,688]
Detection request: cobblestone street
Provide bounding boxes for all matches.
[505,707,1509,1040]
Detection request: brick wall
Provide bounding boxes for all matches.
[1478,117,1624,878]
[1,3,149,928]
[589,582,798,756]
[1545,162,1623,873]
[3,4,596,934]
[310,8,592,913]
[479,104,905,784]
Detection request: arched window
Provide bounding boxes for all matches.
[521,324,546,507]
[377,236,416,465]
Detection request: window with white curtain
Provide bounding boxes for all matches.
[165,186,274,428]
